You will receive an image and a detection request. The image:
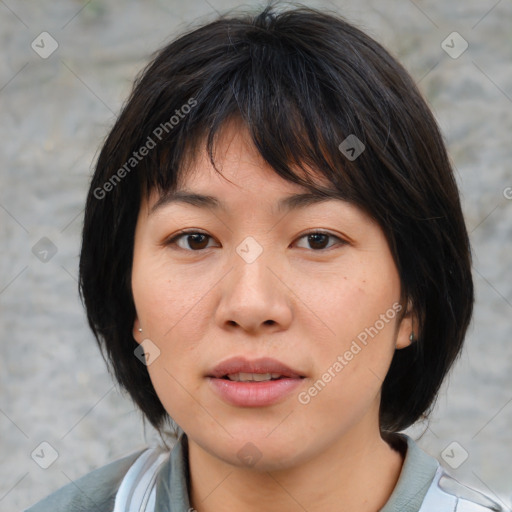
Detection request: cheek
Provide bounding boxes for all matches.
[132,247,210,338]
[299,261,400,347]
[131,249,214,396]
[297,258,401,399]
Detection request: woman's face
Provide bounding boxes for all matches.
[131,120,413,470]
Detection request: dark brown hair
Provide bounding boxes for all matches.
[79,3,474,434]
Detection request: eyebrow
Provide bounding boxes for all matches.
[149,190,342,216]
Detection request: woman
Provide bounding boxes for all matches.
[26,3,508,511]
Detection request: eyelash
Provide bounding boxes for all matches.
[163,229,347,252]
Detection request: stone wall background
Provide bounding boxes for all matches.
[1,1,511,510]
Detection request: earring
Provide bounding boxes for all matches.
[409,331,415,342]
[138,328,142,333]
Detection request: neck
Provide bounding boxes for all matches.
[186,422,404,512]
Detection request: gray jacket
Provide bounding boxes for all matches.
[25,434,509,512]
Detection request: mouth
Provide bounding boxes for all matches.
[219,372,293,382]
[207,356,306,407]
[207,356,305,380]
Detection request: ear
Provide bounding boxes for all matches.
[132,316,142,344]
[395,299,418,350]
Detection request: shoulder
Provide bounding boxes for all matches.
[387,434,509,512]
[24,448,147,512]
[420,465,510,512]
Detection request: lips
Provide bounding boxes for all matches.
[207,356,305,407]
[207,356,304,379]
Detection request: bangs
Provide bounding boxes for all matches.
[132,13,396,217]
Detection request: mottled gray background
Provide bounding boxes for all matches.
[1,0,511,511]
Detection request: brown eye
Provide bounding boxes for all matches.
[165,231,216,251]
[164,230,345,252]
[295,231,346,251]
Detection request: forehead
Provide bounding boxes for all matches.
[146,119,338,213]
[144,170,376,234]
[147,167,343,221]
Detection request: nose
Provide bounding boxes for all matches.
[214,243,293,334]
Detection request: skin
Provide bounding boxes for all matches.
[131,119,416,512]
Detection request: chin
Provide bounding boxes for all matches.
[207,429,311,472]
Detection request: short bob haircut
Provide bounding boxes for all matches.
[79,3,474,435]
